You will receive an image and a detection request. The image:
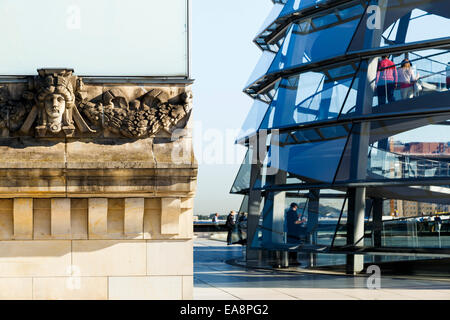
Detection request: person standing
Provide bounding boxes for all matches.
[225,211,236,245]
[285,203,305,266]
[377,55,398,105]
[212,213,220,231]
[286,203,300,244]
[237,212,247,243]
[398,58,418,99]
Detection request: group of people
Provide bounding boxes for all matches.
[376,55,450,105]
[212,211,247,245]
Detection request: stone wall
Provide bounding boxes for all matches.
[0,197,193,300]
[0,70,197,299]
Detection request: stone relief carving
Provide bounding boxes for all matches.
[0,69,192,139]
[79,88,192,138]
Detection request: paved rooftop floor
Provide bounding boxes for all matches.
[193,238,450,300]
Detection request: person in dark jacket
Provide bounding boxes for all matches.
[286,203,306,265]
[225,211,236,245]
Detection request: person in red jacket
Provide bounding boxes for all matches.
[376,55,398,105]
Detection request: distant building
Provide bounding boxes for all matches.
[389,140,450,216]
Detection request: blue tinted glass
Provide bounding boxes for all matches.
[261,64,357,130]
[348,0,450,52]
[246,51,276,88]
[279,0,326,18]
[268,17,362,74]
[236,100,271,141]
[256,3,284,35]
[269,137,347,183]
[230,149,253,194]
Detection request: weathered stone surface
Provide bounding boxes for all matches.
[0,240,71,276]
[51,198,71,238]
[71,199,88,239]
[161,198,181,235]
[13,198,33,239]
[146,240,193,276]
[72,240,146,276]
[0,70,196,300]
[0,278,33,300]
[0,199,13,239]
[0,69,192,140]
[33,277,108,300]
[88,198,108,238]
[124,198,145,239]
[108,276,182,300]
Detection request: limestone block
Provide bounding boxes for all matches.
[0,278,33,300]
[13,198,33,239]
[143,208,161,240]
[146,240,193,276]
[179,208,194,239]
[66,139,156,169]
[88,198,108,238]
[153,139,194,167]
[72,240,146,276]
[144,198,161,210]
[108,276,182,300]
[71,199,88,239]
[182,276,194,300]
[124,198,144,239]
[51,198,71,238]
[0,199,13,239]
[0,138,65,169]
[107,198,124,239]
[33,199,51,239]
[181,197,194,210]
[161,198,181,235]
[33,277,108,300]
[156,176,196,196]
[0,241,71,277]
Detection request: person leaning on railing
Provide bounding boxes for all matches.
[376,55,398,105]
[398,58,419,100]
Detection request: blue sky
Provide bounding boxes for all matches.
[191,0,273,215]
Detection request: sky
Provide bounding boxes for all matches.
[191,0,273,215]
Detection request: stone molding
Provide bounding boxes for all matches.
[0,197,194,241]
[0,69,193,139]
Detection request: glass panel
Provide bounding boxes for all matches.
[245,51,277,88]
[377,199,450,249]
[261,63,359,130]
[230,149,253,194]
[0,0,188,76]
[250,191,348,260]
[236,100,271,142]
[279,0,327,19]
[348,0,450,52]
[373,49,450,108]
[267,4,364,74]
[267,129,349,183]
[336,120,450,183]
[256,3,285,35]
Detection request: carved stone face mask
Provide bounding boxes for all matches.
[44,93,66,133]
[44,93,66,120]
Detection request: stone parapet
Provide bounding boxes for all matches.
[0,70,196,300]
